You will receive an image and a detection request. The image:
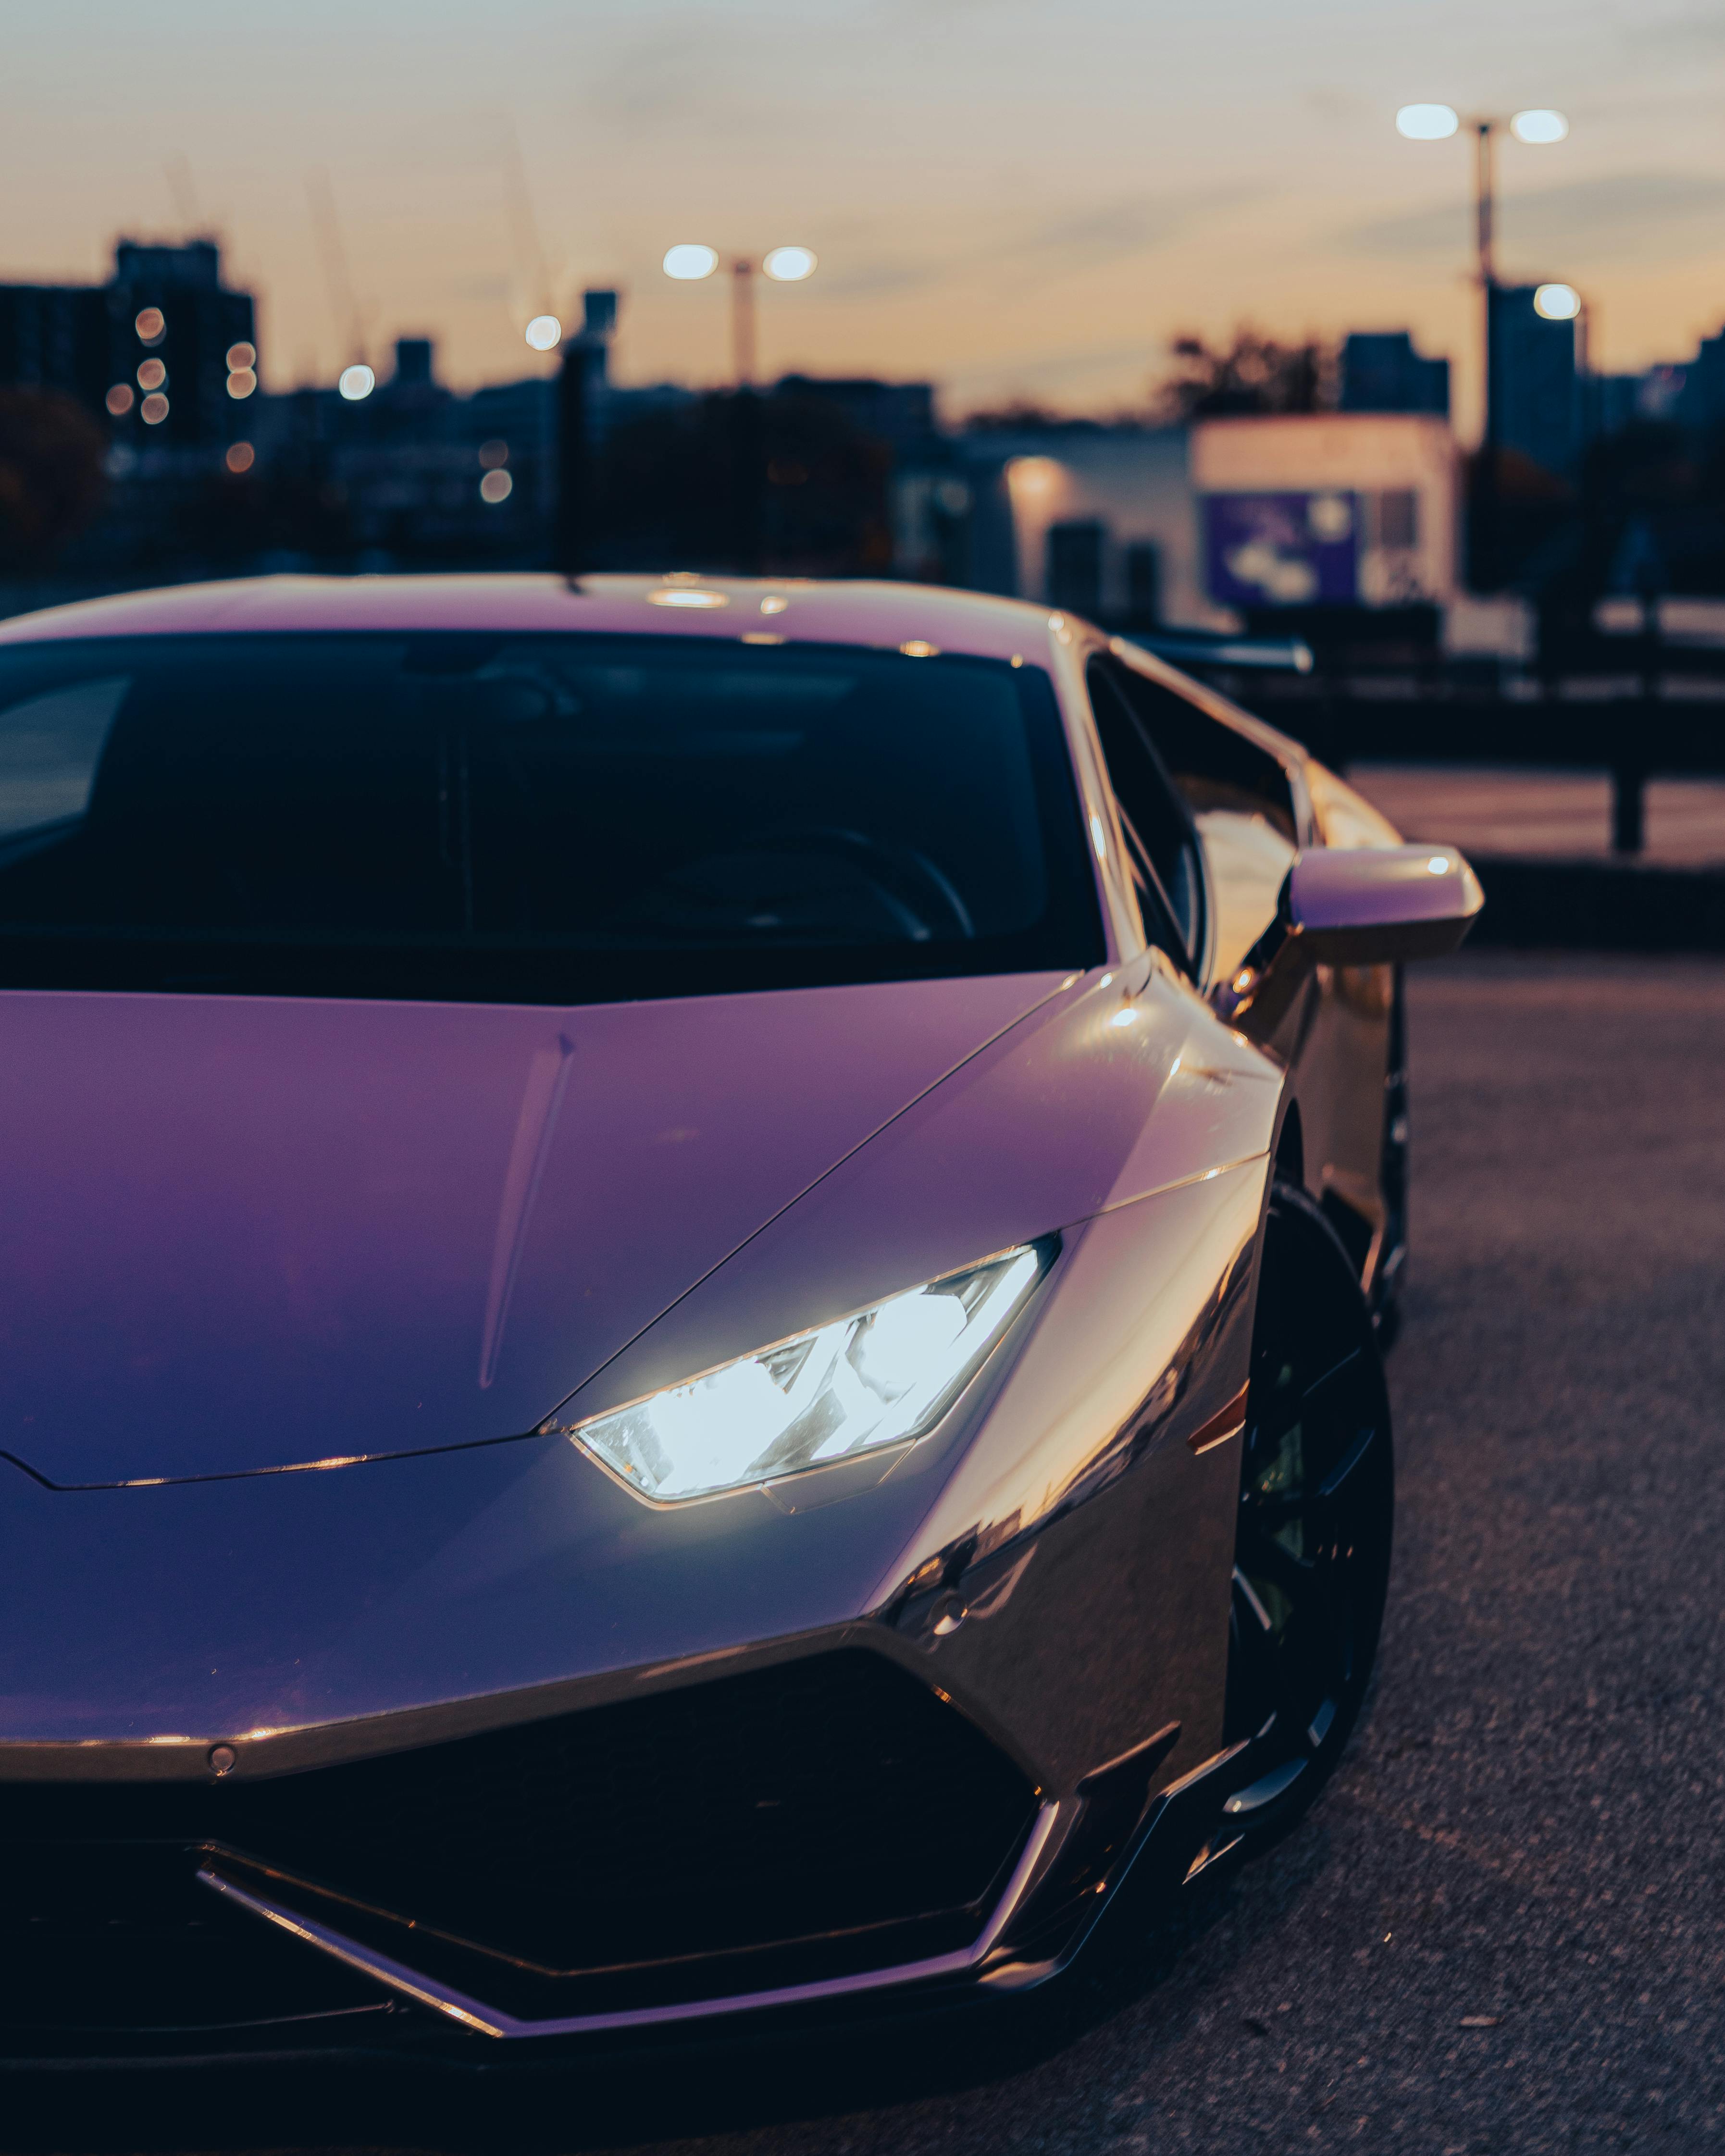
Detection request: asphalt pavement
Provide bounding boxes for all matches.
[18,952,1725,2154]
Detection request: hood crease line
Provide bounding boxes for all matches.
[479,1034,575,1389]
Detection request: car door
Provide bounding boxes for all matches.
[1098,649,1398,1300]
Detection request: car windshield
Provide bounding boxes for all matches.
[0,631,1101,1004]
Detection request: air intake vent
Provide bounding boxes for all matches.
[4,1649,1038,2030]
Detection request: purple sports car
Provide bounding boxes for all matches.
[0,574,1478,2062]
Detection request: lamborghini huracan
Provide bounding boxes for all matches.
[0,574,1479,2061]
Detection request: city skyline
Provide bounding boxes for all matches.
[8,0,1725,431]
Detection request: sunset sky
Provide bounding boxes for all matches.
[7,0,1725,434]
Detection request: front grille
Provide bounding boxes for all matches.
[0,1844,390,2048]
[3,1649,1038,2029]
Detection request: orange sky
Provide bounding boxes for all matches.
[7,0,1725,435]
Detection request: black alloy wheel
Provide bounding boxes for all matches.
[1213,1181,1394,1855]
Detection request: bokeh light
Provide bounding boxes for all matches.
[1005,454,1064,496]
[663,244,719,281]
[478,439,509,470]
[104,384,134,417]
[524,314,562,351]
[134,307,165,343]
[140,393,169,425]
[338,363,376,401]
[225,342,256,371]
[762,245,817,282]
[479,469,513,504]
[1511,108,1569,144]
[137,358,166,391]
[225,442,255,474]
[1395,103,1460,141]
[226,368,257,399]
[1534,282,1582,321]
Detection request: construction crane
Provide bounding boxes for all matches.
[306,171,370,372]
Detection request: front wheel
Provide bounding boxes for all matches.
[1215,1182,1394,1852]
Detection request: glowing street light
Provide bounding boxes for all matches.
[1511,108,1569,145]
[1534,282,1582,321]
[762,245,817,283]
[663,243,720,282]
[662,242,819,385]
[1395,103,1460,141]
[524,313,563,352]
[338,362,375,401]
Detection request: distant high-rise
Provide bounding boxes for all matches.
[0,238,255,449]
[1487,285,1581,480]
[1339,332,1450,418]
[1676,327,1725,434]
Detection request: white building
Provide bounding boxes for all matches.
[948,427,1224,628]
[1191,414,1460,612]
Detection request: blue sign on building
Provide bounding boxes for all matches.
[1203,491,1359,608]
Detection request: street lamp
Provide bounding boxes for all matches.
[1394,104,1568,291]
[1533,282,1581,321]
[661,242,819,387]
[1396,102,1569,584]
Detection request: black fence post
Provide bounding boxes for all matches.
[1611,756,1647,857]
[1612,587,1663,859]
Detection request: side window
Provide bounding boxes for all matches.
[1108,668,1297,840]
[1111,664,1300,981]
[1084,656,1206,972]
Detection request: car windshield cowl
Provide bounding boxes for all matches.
[0,631,1103,1004]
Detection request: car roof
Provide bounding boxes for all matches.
[0,573,1067,667]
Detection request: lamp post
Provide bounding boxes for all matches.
[662,242,819,574]
[1395,104,1568,587]
[661,242,818,389]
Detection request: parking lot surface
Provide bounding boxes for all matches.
[16,953,1725,2154]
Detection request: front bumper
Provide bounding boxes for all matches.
[0,1165,1265,2062]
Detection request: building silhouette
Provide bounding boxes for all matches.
[0,239,255,451]
[1488,285,1581,481]
[1339,333,1450,418]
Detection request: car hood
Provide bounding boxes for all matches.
[0,975,1068,1488]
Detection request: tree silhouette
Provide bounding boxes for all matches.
[1153,331,1333,422]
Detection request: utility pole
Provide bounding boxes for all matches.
[730,260,757,389]
[1475,120,1500,591]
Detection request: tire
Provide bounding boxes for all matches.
[1209,1181,1395,1858]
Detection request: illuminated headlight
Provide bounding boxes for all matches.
[561,1244,1048,1505]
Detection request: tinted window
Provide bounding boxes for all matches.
[1085,656,1206,971]
[0,633,1101,1004]
[1105,662,1299,980]
[1112,666,1297,841]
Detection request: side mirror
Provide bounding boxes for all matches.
[1213,843,1482,1029]
[1286,843,1484,966]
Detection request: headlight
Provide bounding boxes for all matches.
[559,1243,1048,1504]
